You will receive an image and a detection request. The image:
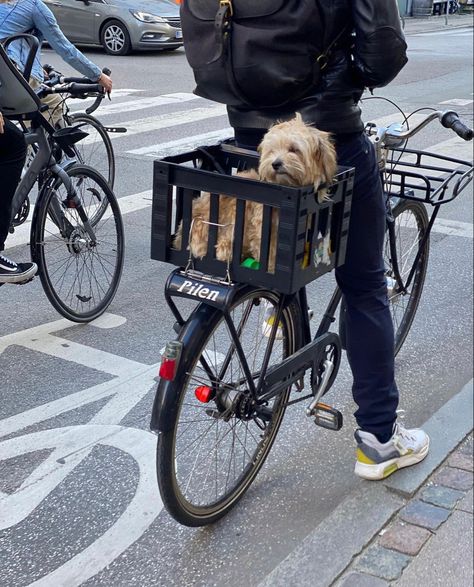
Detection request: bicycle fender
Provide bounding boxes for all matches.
[150,301,223,433]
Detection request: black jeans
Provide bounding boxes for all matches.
[235,128,398,441]
[0,119,27,251]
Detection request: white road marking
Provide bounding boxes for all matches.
[69,89,144,110]
[127,127,234,157]
[82,105,227,144]
[4,191,152,251]
[82,92,202,117]
[439,98,474,106]
[0,315,164,585]
[0,425,162,587]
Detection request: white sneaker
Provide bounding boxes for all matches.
[354,423,430,480]
[261,302,283,340]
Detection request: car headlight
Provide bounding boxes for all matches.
[130,11,166,23]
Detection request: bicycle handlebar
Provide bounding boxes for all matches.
[41,65,111,114]
[376,110,473,145]
[441,111,474,141]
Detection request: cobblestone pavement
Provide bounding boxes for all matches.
[336,433,473,586]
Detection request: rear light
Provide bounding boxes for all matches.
[195,385,212,403]
[159,340,183,381]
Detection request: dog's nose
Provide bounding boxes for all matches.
[272,158,283,171]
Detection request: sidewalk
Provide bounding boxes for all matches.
[402,12,473,34]
[259,380,473,587]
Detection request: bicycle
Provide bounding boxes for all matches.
[0,36,125,323]
[148,100,473,526]
[42,62,127,189]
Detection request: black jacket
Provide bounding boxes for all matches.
[225,0,407,135]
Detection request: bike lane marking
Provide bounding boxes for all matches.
[0,425,163,587]
[0,314,166,585]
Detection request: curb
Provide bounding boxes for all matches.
[258,380,474,587]
[402,14,473,34]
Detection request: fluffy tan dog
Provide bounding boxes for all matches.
[173,113,337,270]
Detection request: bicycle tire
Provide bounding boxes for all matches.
[385,198,430,355]
[69,112,115,189]
[157,289,302,526]
[31,164,124,323]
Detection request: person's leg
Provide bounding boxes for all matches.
[0,120,37,284]
[29,78,65,128]
[0,120,26,250]
[335,132,398,442]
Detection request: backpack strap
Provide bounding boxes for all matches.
[316,27,350,71]
[211,0,233,63]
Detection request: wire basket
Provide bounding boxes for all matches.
[151,143,354,295]
[385,147,473,205]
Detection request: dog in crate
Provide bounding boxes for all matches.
[173,113,337,271]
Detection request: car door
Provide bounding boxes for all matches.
[44,0,97,44]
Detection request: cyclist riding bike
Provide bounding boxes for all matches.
[0,111,37,283]
[179,0,429,480]
[0,0,112,128]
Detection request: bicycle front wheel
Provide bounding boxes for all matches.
[69,112,115,189]
[157,289,302,526]
[385,199,430,355]
[31,165,124,322]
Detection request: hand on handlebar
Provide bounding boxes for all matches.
[98,72,112,95]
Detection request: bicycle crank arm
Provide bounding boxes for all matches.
[306,359,334,416]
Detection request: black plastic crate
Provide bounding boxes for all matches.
[151,143,354,295]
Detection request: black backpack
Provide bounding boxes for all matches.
[180,0,345,109]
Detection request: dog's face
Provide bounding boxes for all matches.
[258,113,337,190]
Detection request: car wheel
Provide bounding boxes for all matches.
[101,20,131,56]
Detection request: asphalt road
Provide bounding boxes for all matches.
[0,26,473,586]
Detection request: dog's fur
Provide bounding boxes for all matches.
[173,113,337,271]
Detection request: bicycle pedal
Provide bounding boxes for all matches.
[313,403,343,431]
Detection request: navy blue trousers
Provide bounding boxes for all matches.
[235,128,399,441]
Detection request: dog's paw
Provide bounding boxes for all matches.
[317,189,331,204]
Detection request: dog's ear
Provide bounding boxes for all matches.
[310,129,337,187]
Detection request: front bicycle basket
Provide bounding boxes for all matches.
[384,148,473,205]
[151,143,354,295]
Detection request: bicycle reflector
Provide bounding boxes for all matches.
[195,385,212,403]
[159,341,183,381]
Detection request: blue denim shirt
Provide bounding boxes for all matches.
[0,0,101,83]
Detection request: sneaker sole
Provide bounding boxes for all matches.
[0,265,38,284]
[354,438,430,481]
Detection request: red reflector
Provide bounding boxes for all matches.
[159,358,177,381]
[195,385,212,403]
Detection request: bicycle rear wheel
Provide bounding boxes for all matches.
[69,112,115,189]
[156,289,302,526]
[384,199,430,355]
[31,165,124,322]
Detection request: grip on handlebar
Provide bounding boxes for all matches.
[441,111,473,141]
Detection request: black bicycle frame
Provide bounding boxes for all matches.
[10,122,97,242]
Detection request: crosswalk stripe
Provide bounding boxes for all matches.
[82,92,202,117]
[70,89,144,110]
[4,191,152,251]
[82,105,227,145]
[126,127,234,158]
[439,98,474,106]
[6,182,471,253]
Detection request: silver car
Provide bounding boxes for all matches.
[44,0,182,56]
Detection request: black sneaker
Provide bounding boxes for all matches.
[0,254,38,284]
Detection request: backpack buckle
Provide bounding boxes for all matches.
[316,53,329,71]
[219,0,233,16]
